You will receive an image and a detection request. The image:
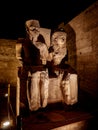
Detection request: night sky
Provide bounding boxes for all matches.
[0,0,97,39]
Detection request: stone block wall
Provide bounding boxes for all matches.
[0,39,18,87]
[67,1,98,98]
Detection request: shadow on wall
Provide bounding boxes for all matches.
[58,23,77,70]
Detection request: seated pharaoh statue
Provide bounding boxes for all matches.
[16,20,78,114]
[16,19,49,112]
[47,28,78,105]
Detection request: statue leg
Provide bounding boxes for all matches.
[28,71,41,111]
[61,73,78,105]
[40,70,49,108]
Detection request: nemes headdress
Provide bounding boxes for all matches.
[25,19,40,31]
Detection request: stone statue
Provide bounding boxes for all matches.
[16,21,78,114]
[16,19,49,112]
[25,20,49,111]
[47,28,78,105]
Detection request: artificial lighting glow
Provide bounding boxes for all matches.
[1,121,10,128]
[1,120,13,129]
[4,93,8,97]
[3,121,10,127]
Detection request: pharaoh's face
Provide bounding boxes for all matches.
[51,31,67,65]
[25,19,40,41]
[27,26,40,41]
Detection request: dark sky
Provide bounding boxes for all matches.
[0,0,97,39]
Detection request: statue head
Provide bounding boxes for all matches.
[25,19,40,41]
[50,28,67,65]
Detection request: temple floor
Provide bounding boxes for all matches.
[18,89,98,130]
[0,85,98,130]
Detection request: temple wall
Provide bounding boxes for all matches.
[60,1,98,98]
